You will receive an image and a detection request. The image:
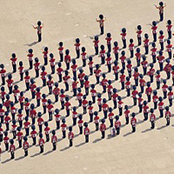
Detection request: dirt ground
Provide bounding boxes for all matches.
[1,0,174,173]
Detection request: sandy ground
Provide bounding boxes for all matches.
[1,0,174,173]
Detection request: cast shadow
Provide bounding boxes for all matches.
[60,146,70,151]
[123,131,134,137]
[141,128,153,133]
[93,138,102,143]
[157,125,167,130]
[43,150,54,155]
[1,158,12,164]
[24,41,39,47]
[30,152,40,158]
[75,142,86,147]
[15,155,26,161]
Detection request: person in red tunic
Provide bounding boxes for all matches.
[51,130,57,150]
[147,63,155,83]
[101,74,108,93]
[60,89,65,109]
[43,46,48,65]
[120,69,125,90]
[11,120,17,139]
[78,69,85,88]
[93,36,99,55]
[164,59,172,79]
[131,113,137,132]
[106,33,112,53]
[84,76,90,96]
[126,59,132,78]
[42,94,47,114]
[88,101,93,122]
[168,87,173,107]
[47,75,54,95]
[63,70,70,91]
[30,79,37,99]
[57,62,63,82]
[93,111,99,131]
[155,2,166,21]
[17,127,23,148]
[159,30,164,50]
[158,97,164,118]
[108,107,114,127]
[135,48,141,67]
[0,64,6,85]
[115,116,121,135]
[157,51,164,71]
[120,50,126,70]
[10,53,17,73]
[166,39,172,59]
[139,74,145,93]
[88,56,93,75]
[36,87,41,107]
[49,53,55,74]
[4,111,11,131]
[54,109,61,129]
[136,25,142,46]
[41,66,47,87]
[166,20,172,39]
[32,21,44,42]
[78,114,83,134]
[113,61,119,80]
[112,88,118,109]
[53,82,60,102]
[61,119,67,139]
[24,70,30,90]
[124,105,130,124]
[81,47,87,67]
[165,106,171,126]
[74,38,80,58]
[4,94,11,112]
[97,93,102,111]
[82,96,88,114]
[151,42,157,63]
[162,79,168,99]
[47,99,54,121]
[129,38,134,58]
[150,109,156,129]
[143,33,149,54]
[151,21,158,42]
[34,57,40,77]
[37,112,44,133]
[100,119,106,139]
[19,92,25,110]
[94,64,101,84]
[96,14,106,35]
[31,125,37,145]
[39,133,45,153]
[0,86,6,104]
[102,98,108,119]
[58,42,64,62]
[153,90,159,110]
[132,85,138,106]
[120,28,127,48]
[146,82,153,102]
[27,48,34,69]
[107,80,113,100]
[6,74,13,94]
[13,85,20,104]
[30,103,37,125]
[4,131,9,151]
[72,77,78,96]
[64,96,71,117]
[9,139,15,159]
[71,59,77,79]
[100,45,105,64]
[84,122,90,143]
[90,84,97,104]
[141,55,148,75]
[113,41,119,61]
[0,104,4,124]
[17,109,23,129]
[64,49,71,70]
[143,101,149,121]
[24,117,30,137]
[72,107,78,126]
[68,126,74,147]
[10,102,16,120]
[106,53,112,72]
[23,136,29,156]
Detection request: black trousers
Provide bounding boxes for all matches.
[11,151,15,159]
[122,39,126,48]
[44,57,48,65]
[32,137,36,145]
[46,134,49,142]
[1,76,5,85]
[56,121,60,129]
[62,131,66,138]
[25,128,29,136]
[79,127,83,134]
[116,128,120,135]
[154,102,157,110]
[85,135,89,143]
[100,26,104,35]
[139,105,142,113]
[152,55,156,63]
[113,100,117,109]
[109,119,113,127]
[95,47,98,55]
[60,54,63,62]
[107,44,111,53]
[145,46,149,54]
[126,117,129,124]
[153,33,157,42]
[151,121,155,129]
[89,114,93,122]
[114,53,119,61]
[168,31,172,39]
[12,64,16,73]
[40,145,44,153]
[160,13,163,21]
[101,131,105,139]
[137,37,141,46]
[35,69,39,78]
[144,113,148,120]
[76,50,80,58]
[58,74,62,82]
[24,149,28,156]
[38,33,42,42]
[69,139,73,147]
[29,61,33,69]
[42,79,46,86]
[132,126,136,132]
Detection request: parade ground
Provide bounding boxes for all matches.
[1,0,174,174]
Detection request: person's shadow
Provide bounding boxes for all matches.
[24,41,39,47]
